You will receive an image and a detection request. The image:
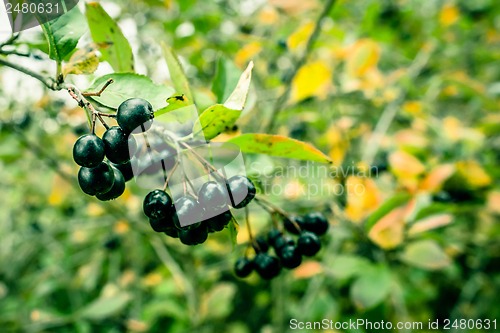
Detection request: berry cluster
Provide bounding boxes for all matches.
[73,98,153,200]
[234,212,328,280]
[143,175,257,245]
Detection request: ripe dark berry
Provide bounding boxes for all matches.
[234,257,254,278]
[253,236,269,253]
[198,181,229,214]
[284,216,305,235]
[173,195,203,229]
[143,190,173,220]
[102,126,137,164]
[73,134,105,168]
[272,235,294,251]
[179,224,208,245]
[164,226,179,238]
[297,231,321,256]
[268,229,282,244]
[206,211,232,232]
[254,253,281,280]
[227,175,256,209]
[96,166,126,201]
[303,212,329,235]
[111,161,134,182]
[278,246,302,269]
[117,98,154,133]
[78,162,115,195]
[149,215,175,232]
[103,236,120,251]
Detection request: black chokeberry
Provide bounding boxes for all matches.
[297,231,321,257]
[102,126,137,164]
[117,98,154,133]
[96,166,126,201]
[179,224,208,245]
[174,195,203,229]
[272,235,294,251]
[103,236,120,251]
[254,253,281,280]
[143,190,173,220]
[112,161,134,182]
[234,257,254,278]
[206,211,232,232]
[78,162,115,196]
[284,216,305,235]
[149,215,175,232]
[303,212,329,235]
[73,134,105,168]
[253,236,269,253]
[198,181,229,214]
[164,226,179,238]
[227,175,256,209]
[268,229,282,244]
[278,245,302,269]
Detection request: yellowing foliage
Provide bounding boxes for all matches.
[345,176,382,222]
[439,4,460,27]
[291,60,331,102]
[287,22,314,52]
[345,39,380,77]
[235,41,262,67]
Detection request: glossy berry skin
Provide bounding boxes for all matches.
[254,236,269,253]
[267,229,282,245]
[179,224,208,245]
[234,258,254,278]
[278,246,302,269]
[117,98,154,133]
[149,215,175,232]
[96,166,126,201]
[164,226,179,238]
[284,216,305,235]
[112,161,134,182]
[254,253,281,280]
[303,212,329,235]
[78,162,115,195]
[198,181,229,214]
[73,134,105,168]
[273,235,294,251]
[174,195,203,229]
[297,231,321,256]
[102,126,137,164]
[227,176,256,209]
[206,211,232,232]
[143,190,173,220]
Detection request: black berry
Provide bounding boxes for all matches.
[117,98,154,133]
[102,126,137,164]
[179,224,208,245]
[254,253,281,280]
[73,134,105,168]
[206,211,232,232]
[253,236,269,253]
[267,229,282,245]
[278,245,302,269]
[78,162,115,195]
[164,226,179,238]
[198,181,229,214]
[284,216,305,235]
[96,166,126,201]
[272,235,294,251]
[297,231,321,256]
[149,215,175,232]
[112,161,134,182]
[143,190,173,220]
[173,195,203,229]
[303,212,329,235]
[234,257,254,278]
[227,175,256,209]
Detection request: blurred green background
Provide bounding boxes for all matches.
[0,0,499,332]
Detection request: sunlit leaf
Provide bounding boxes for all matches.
[79,292,132,320]
[193,104,240,140]
[365,194,412,231]
[400,240,451,270]
[345,176,382,222]
[287,21,314,51]
[224,61,254,111]
[345,39,380,77]
[368,205,406,250]
[63,46,99,76]
[212,57,242,103]
[200,283,236,320]
[350,265,392,310]
[291,60,331,102]
[408,214,453,236]
[162,43,194,104]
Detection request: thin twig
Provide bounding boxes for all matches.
[264,0,337,132]
[82,78,114,97]
[0,57,59,90]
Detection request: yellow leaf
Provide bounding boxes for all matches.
[402,101,423,116]
[368,206,406,249]
[287,22,314,52]
[345,39,380,77]
[345,176,382,222]
[235,41,262,67]
[389,151,425,178]
[456,160,492,188]
[258,6,280,25]
[440,4,460,27]
[291,60,331,102]
[419,164,455,192]
[408,214,453,236]
[142,272,163,287]
[63,46,100,76]
[394,129,428,149]
[114,220,130,234]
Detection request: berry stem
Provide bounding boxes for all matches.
[163,159,179,191]
[253,198,280,229]
[82,78,114,97]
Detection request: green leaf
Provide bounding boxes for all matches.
[224,61,254,111]
[228,134,332,163]
[40,6,87,62]
[86,73,174,110]
[400,240,451,270]
[365,193,412,231]
[85,2,134,72]
[155,94,194,117]
[161,43,194,104]
[79,292,131,320]
[227,217,239,251]
[201,283,236,320]
[193,104,240,140]
[212,57,242,103]
[350,265,392,310]
[63,46,99,76]
[327,255,372,281]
